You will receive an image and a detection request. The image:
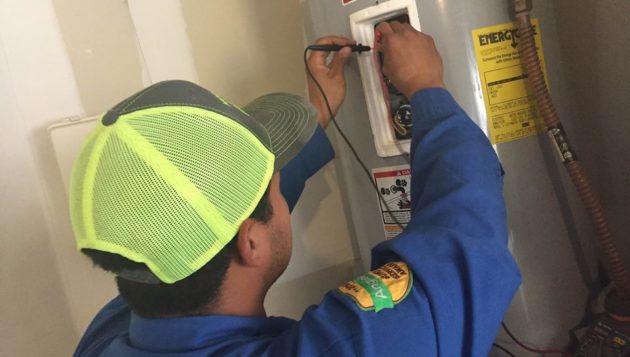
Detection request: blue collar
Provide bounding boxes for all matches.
[129,312,296,351]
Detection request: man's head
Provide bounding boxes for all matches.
[70,80,316,317]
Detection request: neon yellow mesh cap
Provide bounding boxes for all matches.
[69,80,318,284]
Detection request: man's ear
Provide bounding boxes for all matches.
[235,218,267,267]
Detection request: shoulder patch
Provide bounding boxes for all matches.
[337,261,413,312]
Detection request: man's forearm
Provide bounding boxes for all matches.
[279,125,335,211]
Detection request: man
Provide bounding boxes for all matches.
[73,22,520,356]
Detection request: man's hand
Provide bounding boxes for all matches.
[375,22,445,98]
[306,36,355,128]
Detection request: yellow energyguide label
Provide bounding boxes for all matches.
[338,261,413,311]
[472,19,548,144]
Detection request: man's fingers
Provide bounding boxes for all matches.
[389,21,406,32]
[375,22,393,35]
[308,50,331,67]
[309,36,356,66]
[329,47,351,77]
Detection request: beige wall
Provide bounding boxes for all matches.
[1,0,355,355]
[182,0,309,104]
[53,0,145,114]
[1,1,83,355]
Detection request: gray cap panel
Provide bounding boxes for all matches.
[102,80,273,152]
[243,93,319,170]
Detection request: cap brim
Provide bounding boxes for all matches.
[242,93,319,171]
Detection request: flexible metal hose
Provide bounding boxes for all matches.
[513,1,630,299]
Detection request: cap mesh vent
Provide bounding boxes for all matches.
[70,107,274,283]
[128,109,271,223]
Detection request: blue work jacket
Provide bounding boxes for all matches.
[75,88,521,356]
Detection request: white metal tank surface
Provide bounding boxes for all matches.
[300,0,599,350]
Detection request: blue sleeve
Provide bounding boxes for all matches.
[74,296,130,357]
[369,88,521,355]
[268,88,520,357]
[280,125,335,211]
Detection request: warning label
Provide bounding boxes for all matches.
[472,19,548,144]
[372,165,411,239]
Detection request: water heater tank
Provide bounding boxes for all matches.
[301,0,596,350]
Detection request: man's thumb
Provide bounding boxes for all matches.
[330,47,351,77]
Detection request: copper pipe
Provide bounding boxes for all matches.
[513,2,630,299]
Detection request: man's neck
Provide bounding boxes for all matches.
[203,263,269,317]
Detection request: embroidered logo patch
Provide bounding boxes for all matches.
[337,261,413,312]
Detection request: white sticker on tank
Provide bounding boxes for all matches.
[372,165,412,239]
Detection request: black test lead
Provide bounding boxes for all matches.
[306,44,372,53]
[304,44,406,230]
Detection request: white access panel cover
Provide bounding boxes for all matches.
[48,116,99,192]
[350,0,421,157]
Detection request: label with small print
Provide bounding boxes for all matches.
[338,261,413,312]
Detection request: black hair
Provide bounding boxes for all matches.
[83,189,273,318]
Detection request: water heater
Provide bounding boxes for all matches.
[301,0,596,352]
